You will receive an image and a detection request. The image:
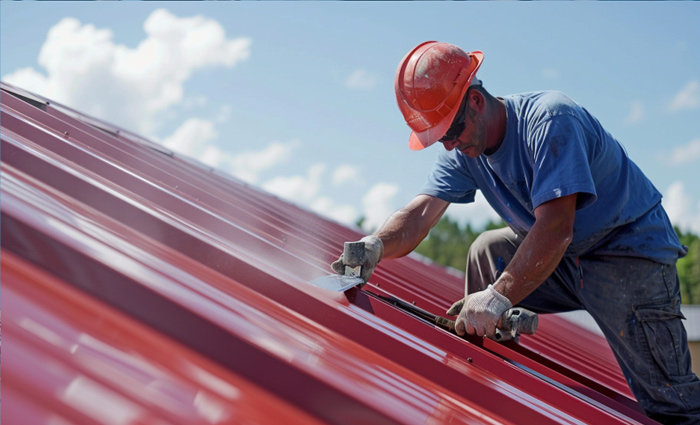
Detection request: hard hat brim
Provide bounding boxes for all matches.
[408,131,427,151]
[409,125,448,151]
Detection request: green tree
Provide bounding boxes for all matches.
[414,217,505,271]
[675,227,700,305]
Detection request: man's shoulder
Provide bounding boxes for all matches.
[507,90,580,118]
[507,90,575,103]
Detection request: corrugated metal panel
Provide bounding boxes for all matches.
[3,249,326,425]
[1,81,659,425]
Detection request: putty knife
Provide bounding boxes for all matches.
[311,241,366,292]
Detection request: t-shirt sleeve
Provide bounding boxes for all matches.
[529,114,597,210]
[419,148,478,204]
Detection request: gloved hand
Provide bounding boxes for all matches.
[331,235,384,285]
[446,298,465,316]
[453,285,512,338]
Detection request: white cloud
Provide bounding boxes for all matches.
[3,9,251,136]
[668,138,700,165]
[624,101,644,124]
[310,197,358,227]
[663,181,700,235]
[231,140,301,184]
[262,164,326,203]
[260,164,361,226]
[444,192,501,230]
[332,165,359,186]
[162,118,299,185]
[214,104,233,124]
[162,118,218,157]
[3,67,50,94]
[345,69,378,90]
[542,68,560,79]
[161,118,235,174]
[160,125,361,226]
[182,95,208,110]
[361,182,399,231]
[668,80,699,112]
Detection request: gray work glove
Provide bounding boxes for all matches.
[452,285,512,338]
[331,235,384,285]
[446,298,465,316]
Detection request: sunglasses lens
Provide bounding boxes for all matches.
[440,121,464,143]
[440,92,470,143]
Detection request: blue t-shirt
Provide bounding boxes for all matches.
[420,91,686,264]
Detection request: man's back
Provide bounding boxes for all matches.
[421,91,685,262]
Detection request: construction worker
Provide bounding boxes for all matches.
[331,41,700,424]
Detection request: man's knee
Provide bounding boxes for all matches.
[465,228,519,293]
[468,227,518,266]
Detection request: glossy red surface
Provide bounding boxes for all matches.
[1,82,659,424]
[3,250,326,425]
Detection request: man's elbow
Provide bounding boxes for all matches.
[555,223,574,254]
[561,229,574,251]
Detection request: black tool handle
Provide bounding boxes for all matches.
[367,291,539,337]
[436,309,538,336]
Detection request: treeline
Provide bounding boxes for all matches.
[677,227,700,304]
[410,216,700,305]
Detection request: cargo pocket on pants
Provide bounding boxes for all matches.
[634,298,688,383]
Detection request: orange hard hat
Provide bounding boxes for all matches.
[394,41,484,150]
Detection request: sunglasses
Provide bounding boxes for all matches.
[439,92,470,143]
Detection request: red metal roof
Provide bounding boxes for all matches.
[1,81,659,425]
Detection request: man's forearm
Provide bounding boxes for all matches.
[493,221,572,305]
[375,209,429,258]
[374,195,449,259]
[491,194,577,305]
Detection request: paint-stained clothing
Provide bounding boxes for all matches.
[419,91,700,423]
[467,228,700,424]
[420,91,686,264]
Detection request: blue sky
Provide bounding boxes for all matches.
[2,2,699,234]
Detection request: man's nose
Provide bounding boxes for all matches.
[442,139,459,151]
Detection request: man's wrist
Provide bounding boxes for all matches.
[487,284,513,311]
[492,273,515,302]
[361,235,384,261]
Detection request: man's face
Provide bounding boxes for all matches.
[440,107,487,158]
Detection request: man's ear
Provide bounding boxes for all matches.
[468,89,486,114]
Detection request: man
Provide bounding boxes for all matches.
[331,41,700,424]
